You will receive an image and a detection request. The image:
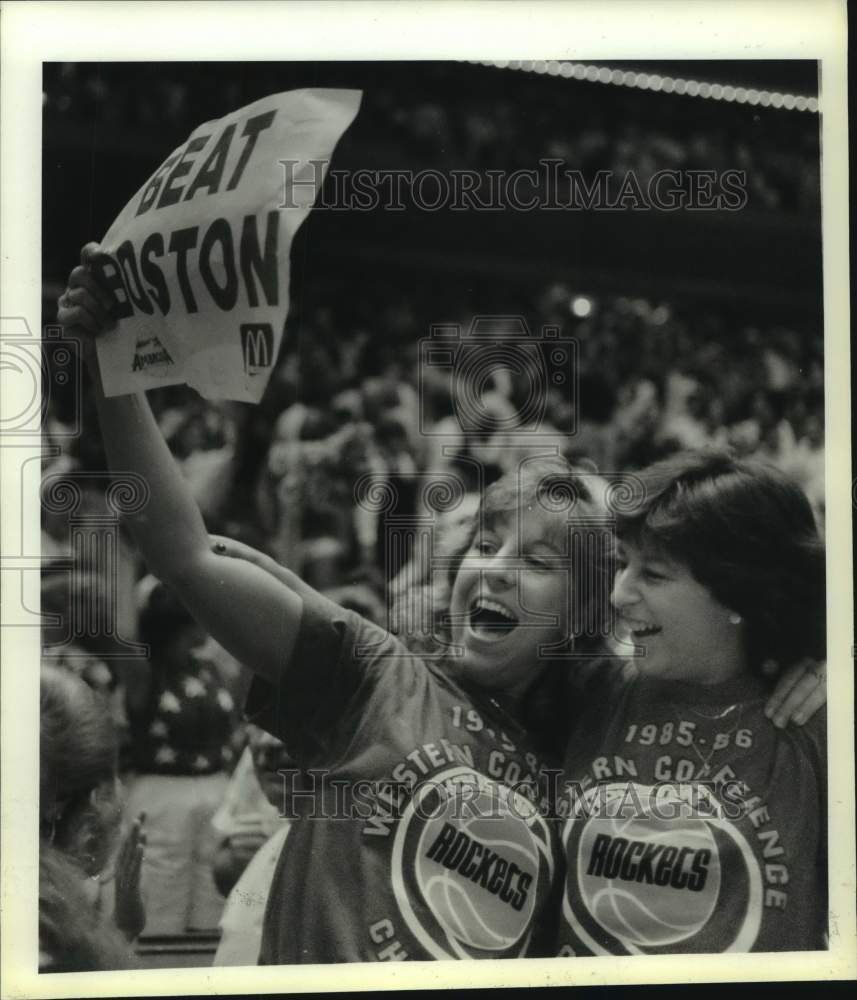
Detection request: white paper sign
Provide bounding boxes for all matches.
[92,88,361,401]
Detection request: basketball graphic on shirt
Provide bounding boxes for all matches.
[562,783,763,954]
[416,801,541,950]
[391,766,554,959]
[577,811,721,947]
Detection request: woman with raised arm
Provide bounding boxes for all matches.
[59,244,613,962]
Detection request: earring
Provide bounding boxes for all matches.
[728,612,742,625]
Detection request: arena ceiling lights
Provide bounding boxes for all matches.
[469,61,819,113]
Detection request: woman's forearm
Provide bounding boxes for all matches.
[90,361,303,684]
[60,253,303,684]
[89,357,210,585]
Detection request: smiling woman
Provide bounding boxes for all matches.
[612,541,751,686]
[446,477,603,703]
[559,449,827,955]
[614,449,825,676]
[58,248,616,962]
[385,458,614,724]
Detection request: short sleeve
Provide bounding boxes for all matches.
[244,586,415,763]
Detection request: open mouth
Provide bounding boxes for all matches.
[467,599,520,640]
[624,617,662,640]
[632,626,661,639]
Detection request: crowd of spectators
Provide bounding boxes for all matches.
[38,59,824,962]
[43,61,820,214]
[39,278,825,965]
[37,271,826,957]
[44,274,825,586]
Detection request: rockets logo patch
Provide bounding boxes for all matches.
[562,783,764,954]
[390,766,555,959]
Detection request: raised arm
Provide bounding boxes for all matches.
[208,535,316,597]
[58,245,300,684]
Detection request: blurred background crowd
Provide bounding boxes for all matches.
[38,58,824,965]
[43,60,820,213]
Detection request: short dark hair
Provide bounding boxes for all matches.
[615,449,826,674]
